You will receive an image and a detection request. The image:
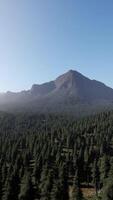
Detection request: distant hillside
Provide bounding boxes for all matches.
[0,70,113,115]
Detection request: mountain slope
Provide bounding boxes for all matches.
[0,70,113,114]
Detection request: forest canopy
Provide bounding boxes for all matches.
[0,111,113,200]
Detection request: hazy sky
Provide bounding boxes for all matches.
[0,0,113,92]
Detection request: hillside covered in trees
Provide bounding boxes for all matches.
[0,111,113,199]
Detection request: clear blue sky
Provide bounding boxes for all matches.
[0,0,113,92]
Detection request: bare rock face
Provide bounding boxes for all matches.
[0,70,113,114]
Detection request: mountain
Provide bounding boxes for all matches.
[0,70,113,115]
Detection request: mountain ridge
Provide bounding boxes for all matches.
[0,69,113,115]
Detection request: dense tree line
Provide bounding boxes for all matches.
[0,111,113,199]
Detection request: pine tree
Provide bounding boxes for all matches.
[72,170,84,200]
[18,172,34,200]
[92,160,100,196]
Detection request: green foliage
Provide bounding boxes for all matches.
[19,172,34,200]
[102,181,113,200]
[0,111,112,199]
